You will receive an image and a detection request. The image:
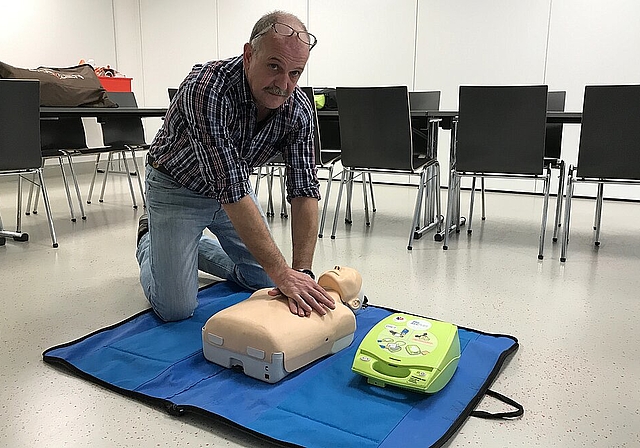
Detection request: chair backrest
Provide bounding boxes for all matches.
[168,88,178,101]
[409,91,440,156]
[101,91,146,146]
[409,91,440,111]
[545,91,566,160]
[0,79,42,170]
[336,86,415,171]
[107,91,139,108]
[577,84,640,180]
[301,86,322,162]
[456,85,548,175]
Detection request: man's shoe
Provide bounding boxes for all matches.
[137,214,149,246]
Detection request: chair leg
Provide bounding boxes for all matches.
[537,166,552,260]
[254,166,262,196]
[594,182,604,246]
[423,169,431,228]
[63,151,87,220]
[128,147,146,209]
[560,166,576,262]
[266,167,275,217]
[99,152,114,203]
[362,172,370,226]
[443,170,458,250]
[57,157,78,222]
[422,163,441,231]
[435,164,442,235]
[552,160,566,242]
[278,167,288,218]
[37,169,59,248]
[318,164,336,238]
[31,172,41,215]
[0,176,27,243]
[16,175,24,234]
[367,173,376,212]
[408,170,427,250]
[0,207,6,245]
[119,150,138,209]
[331,170,348,239]
[481,177,486,220]
[345,171,354,224]
[86,154,102,204]
[25,173,36,215]
[468,177,476,234]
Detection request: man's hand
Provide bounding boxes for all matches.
[268,268,336,317]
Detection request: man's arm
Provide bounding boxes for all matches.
[222,195,334,316]
[290,196,319,270]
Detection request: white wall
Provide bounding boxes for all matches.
[2,0,640,199]
[0,0,116,68]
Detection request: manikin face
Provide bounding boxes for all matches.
[243,23,310,116]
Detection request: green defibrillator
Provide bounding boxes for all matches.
[352,313,461,393]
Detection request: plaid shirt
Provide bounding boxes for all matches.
[149,56,319,204]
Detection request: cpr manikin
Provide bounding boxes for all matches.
[202,266,365,383]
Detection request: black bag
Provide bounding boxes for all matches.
[313,87,338,110]
[0,61,116,107]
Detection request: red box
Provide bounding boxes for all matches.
[98,76,132,92]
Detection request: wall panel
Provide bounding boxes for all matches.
[307,0,416,88]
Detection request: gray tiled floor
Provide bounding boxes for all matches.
[1,164,639,447]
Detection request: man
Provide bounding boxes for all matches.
[136,11,335,322]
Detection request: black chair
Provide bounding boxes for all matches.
[545,91,567,241]
[330,86,442,250]
[254,153,288,218]
[471,91,567,242]
[560,84,640,261]
[328,91,441,231]
[31,115,88,222]
[0,79,58,247]
[86,91,148,209]
[254,87,342,236]
[409,91,441,111]
[302,86,342,237]
[168,88,178,101]
[443,85,551,259]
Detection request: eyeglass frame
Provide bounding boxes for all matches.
[250,22,317,50]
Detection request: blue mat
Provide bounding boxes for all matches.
[43,282,520,448]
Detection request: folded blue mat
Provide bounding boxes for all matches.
[44,282,520,448]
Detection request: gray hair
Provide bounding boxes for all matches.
[249,10,307,51]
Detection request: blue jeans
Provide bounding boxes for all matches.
[136,165,274,321]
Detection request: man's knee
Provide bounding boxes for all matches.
[151,298,197,322]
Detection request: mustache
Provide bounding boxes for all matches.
[264,87,288,97]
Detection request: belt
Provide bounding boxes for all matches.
[147,154,173,178]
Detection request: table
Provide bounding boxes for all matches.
[40,107,167,118]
